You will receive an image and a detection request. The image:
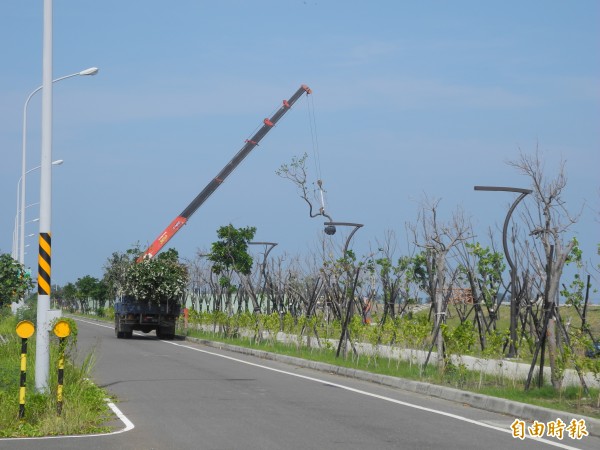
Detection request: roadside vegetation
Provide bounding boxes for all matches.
[175,307,600,419]
[0,308,112,437]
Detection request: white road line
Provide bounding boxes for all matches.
[79,318,585,450]
[161,339,583,450]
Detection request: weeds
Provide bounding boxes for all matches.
[0,315,112,437]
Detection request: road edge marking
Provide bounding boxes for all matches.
[163,339,585,450]
[0,378,134,441]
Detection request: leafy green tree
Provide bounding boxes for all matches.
[463,242,505,307]
[208,224,256,288]
[74,275,108,313]
[0,253,34,308]
[63,282,78,312]
[560,238,586,308]
[206,224,257,315]
[408,251,430,295]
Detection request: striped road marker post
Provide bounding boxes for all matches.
[53,320,71,416]
[15,321,35,419]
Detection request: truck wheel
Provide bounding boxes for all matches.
[156,328,174,340]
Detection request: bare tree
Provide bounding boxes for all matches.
[409,197,473,371]
[509,149,581,389]
[276,153,333,222]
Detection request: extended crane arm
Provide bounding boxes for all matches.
[138,84,312,261]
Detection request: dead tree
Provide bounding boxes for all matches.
[409,197,473,371]
[509,149,581,389]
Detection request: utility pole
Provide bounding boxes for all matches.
[35,0,53,392]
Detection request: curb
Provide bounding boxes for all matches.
[183,335,600,437]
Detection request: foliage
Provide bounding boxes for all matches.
[76,276,108,307]
[561,237,587,308]
[463,242,505,306]
[208,224,256,289]
[103,246,141,300]
[408,252,430,293]
[0,253,34,308]
[124,248,188,304]
[442,321,477,356]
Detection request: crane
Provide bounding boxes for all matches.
[137,84,312,262]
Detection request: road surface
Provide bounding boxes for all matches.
[2,318,598,450]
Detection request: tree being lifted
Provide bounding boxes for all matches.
[107,247,188,339]
[276,152,333,223]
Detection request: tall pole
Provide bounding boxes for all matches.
[325,221,364,359]
[35,0,53,392]
[474,186,532,358]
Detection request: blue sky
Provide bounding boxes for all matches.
[1,1,598,287]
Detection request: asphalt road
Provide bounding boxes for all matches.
[2,318,599,450]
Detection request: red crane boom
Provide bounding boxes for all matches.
[138,84,311,261]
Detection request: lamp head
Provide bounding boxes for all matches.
[79,67,99,76]
[324,225,337,236]
[51,159,64,166]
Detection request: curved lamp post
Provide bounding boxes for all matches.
[474,185,532,357]
[323,221,363,256]
[323,221,364,358]
[14,160,63,263]
[19,67,98,266]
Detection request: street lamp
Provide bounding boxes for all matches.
[474,185,532,357]
[14,160,64,263]
[323,222,363,256]
[19,66,98,267]
[323,221,364,358]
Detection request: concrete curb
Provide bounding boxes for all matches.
[184,335,600,437]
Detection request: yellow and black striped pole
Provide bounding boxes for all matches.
[19,339,28,418]
[15,321,35,419]
[38,232,51,296]
[35,231,52,391]
[53,320,71,416]
[57,341,65,415]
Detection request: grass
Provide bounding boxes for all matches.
[0,313,113,438]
